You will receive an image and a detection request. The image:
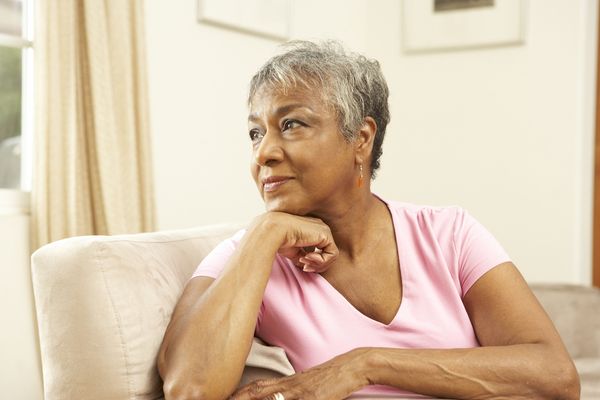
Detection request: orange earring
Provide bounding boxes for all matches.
[357,164,364,188]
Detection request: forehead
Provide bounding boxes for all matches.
[248,85,332,119]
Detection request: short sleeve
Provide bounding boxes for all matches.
[191,229,247,279]
[190,228,264,332]
[453,209,511,297]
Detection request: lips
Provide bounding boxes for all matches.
[262,176,292,192]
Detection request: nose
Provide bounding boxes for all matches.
[254,129,284,166]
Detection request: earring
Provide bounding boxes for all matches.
[357,164,364,188]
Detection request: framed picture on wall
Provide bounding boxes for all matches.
[197,0,291,41]
[402,0,527,53]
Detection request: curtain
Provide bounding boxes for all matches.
[31,0,155,250]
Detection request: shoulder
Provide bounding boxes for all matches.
[383,199,495,247]
[227,228,248,245]
[386,199,462,215]
[380,198,486,251]
[384,199,466,230]
[192,228,248,278]
[204,228,248,255]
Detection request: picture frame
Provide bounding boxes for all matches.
[401,0,527,53]
[197,0,291,41]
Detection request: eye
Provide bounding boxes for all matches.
[249,128,264,143]
[282,119,303,131]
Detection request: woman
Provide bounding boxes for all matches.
[158,41,579,400]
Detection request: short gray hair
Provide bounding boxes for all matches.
[248,40,390,178]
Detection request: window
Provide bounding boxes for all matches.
[0,0,33,191]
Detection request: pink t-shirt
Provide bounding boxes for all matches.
[192,198,511,397]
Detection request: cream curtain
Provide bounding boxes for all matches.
[32,0,155,250]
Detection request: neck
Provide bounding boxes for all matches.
[310,190,388,259]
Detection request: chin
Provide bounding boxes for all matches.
[263,197,310,216]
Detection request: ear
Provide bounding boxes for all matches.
[354,116,377,166]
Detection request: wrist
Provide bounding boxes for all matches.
[248,212,287,246]
[346,347,379,387]
[245,212,286,251]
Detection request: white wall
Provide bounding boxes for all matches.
[145,0,371,230]
[0,192,43,399]
[145,0,597,284]
[366,0,598,284]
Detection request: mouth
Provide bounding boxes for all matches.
[262,176,293,192]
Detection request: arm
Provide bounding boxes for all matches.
[158,213,338,400]
[158,222,278,400]
[362,262,580,399]
[232,262,580,400]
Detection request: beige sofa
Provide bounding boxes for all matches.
[31,224,600,399]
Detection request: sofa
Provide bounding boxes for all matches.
[31,224,600,399]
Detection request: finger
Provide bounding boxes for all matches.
[230,379,283,400]
[304,248,336,269]
[265,393,287,400]
[298,247,335,272]
[230,380,269,400]
[278,247,304,262]
[303,252,324,263]
[301,263,317,273]
[287,254,318,271]
[313,233,339,266]
[299,256,318,265]
[299,257,325,273]
[280,242,330,269]
[295,235,336,261]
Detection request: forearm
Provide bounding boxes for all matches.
[160,222,281,400]
[354,344,579,400]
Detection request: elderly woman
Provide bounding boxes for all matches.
[158,41,579,400]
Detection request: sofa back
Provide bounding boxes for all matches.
[31,224,242,400]
[530,284,600,358]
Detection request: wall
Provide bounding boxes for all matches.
[145,0,598,284]
[145,0,370,230]
[0,191,43,399]
[366,0,598,284]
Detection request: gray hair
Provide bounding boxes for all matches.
[248,40,390,178]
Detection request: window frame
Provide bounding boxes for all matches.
[0,0,34,211]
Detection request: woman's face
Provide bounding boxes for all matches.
[248,86,357,216]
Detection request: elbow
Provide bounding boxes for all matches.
[163,381,203,400]
[163,379,209,400]
[558,364,580,400]
[163,378,229,400]
[542,359,580,400]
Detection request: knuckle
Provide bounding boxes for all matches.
[248,381,265,396]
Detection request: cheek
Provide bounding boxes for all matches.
[249,161,259,183]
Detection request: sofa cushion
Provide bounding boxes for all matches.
[31,224,255,400]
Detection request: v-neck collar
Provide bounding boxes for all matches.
[310,194,409,328]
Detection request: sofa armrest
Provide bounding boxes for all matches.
[32,224,279,400]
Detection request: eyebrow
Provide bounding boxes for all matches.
[248,104,315,122]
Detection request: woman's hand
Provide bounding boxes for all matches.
[253,212,339,273]
[230,349,370,400]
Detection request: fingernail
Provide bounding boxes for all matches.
[303,266,316,273]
